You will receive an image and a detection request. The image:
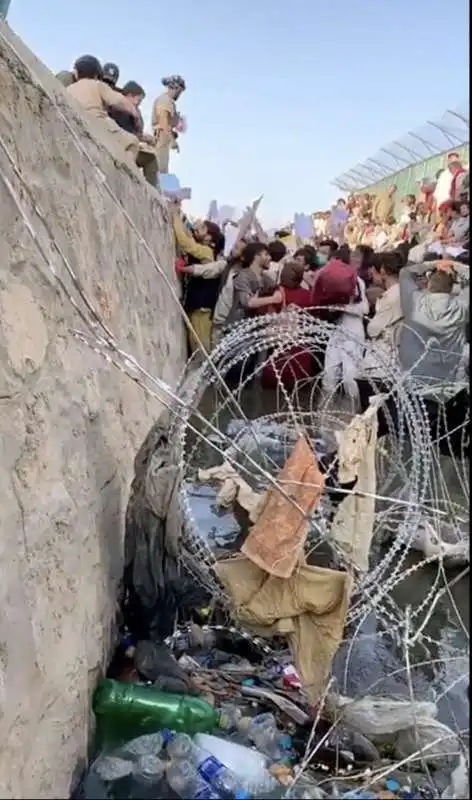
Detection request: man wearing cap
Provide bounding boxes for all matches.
[102,62,120,89]
[151,75,186,174]
[67,55,140,161]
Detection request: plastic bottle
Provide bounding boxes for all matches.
[92,679,219,747]
[218,702,243,731]
[120,731,167,759]
[237,713,292,761]
[194,733,279,797]
[167,733,250,799]
[195,733,268,776]
[83,756,133,800]
[92,755,133,782]
[166,761,222,799]
[128,754,166,799]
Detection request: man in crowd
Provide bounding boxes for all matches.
[398,256,469,454]
[317,238,339,265]
[372,185,397,224]
[66,55,140,161]
[398,256,468,395]
[434,152,468,211]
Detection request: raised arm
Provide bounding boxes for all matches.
[173,214,214,262]
[399,262,428,318]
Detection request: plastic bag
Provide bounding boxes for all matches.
[408,519,469,567]
[442,753,469,799]
[395,716,461,766]
[333,695,437,738]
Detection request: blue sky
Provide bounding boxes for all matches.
[8,0,469,225]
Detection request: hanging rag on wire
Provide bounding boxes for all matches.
[216,556,352,704]
[241,437,325,578]
[328,397,381,572]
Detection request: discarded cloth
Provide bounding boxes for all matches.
[329,399,380,572]
[216,556,352,704]
[198,462,266,523]
[241,437,324,578]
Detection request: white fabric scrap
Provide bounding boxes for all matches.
[329,397,382,572]
[198,462,266,523]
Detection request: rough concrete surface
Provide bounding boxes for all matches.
[0,23,185,798]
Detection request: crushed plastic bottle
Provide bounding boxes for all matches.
[167,732,250,798]
[238,713,292,762]
[128,754,166,799]
[218,702,243,731]
[82,751,166,800]
[93,756,133,782]
[120,731,167,759]
[166,760,222,799]
[287,777,328,799]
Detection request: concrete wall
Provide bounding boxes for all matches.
[0,24,186,798]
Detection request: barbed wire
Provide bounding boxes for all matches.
[174,312,468,642]
[1,30,469,766]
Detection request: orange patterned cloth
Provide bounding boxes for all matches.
[241,438,324,578]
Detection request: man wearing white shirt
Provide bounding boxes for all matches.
[434,152,468,211]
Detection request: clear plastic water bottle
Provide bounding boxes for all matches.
[238,714,292,761]
[92,755,133,782]
[120,731,167,759]
[128,754,166,799]
[166,760,222,799]
[218,702,243,731]
[167,733,249,798]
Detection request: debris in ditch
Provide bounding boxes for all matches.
[99,402,466,800]
[73,620,465,800]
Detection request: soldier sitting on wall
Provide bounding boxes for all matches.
[102,62,120,89]
[66,55,140,163]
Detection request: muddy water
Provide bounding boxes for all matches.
[184,384,469,734]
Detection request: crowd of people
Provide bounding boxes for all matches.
[313,151,469,258]
[54,56,469,450]
[168,157,469,454]
[56,54,186,185]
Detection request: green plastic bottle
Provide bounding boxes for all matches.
[92,679,219,749]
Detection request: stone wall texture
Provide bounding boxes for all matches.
[0,23,185,798]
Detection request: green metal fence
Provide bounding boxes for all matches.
[359,144,469,201]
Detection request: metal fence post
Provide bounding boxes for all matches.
[0,0,11,19]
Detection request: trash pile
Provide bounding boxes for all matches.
[74,628,466,800]
[81,402,468,800]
